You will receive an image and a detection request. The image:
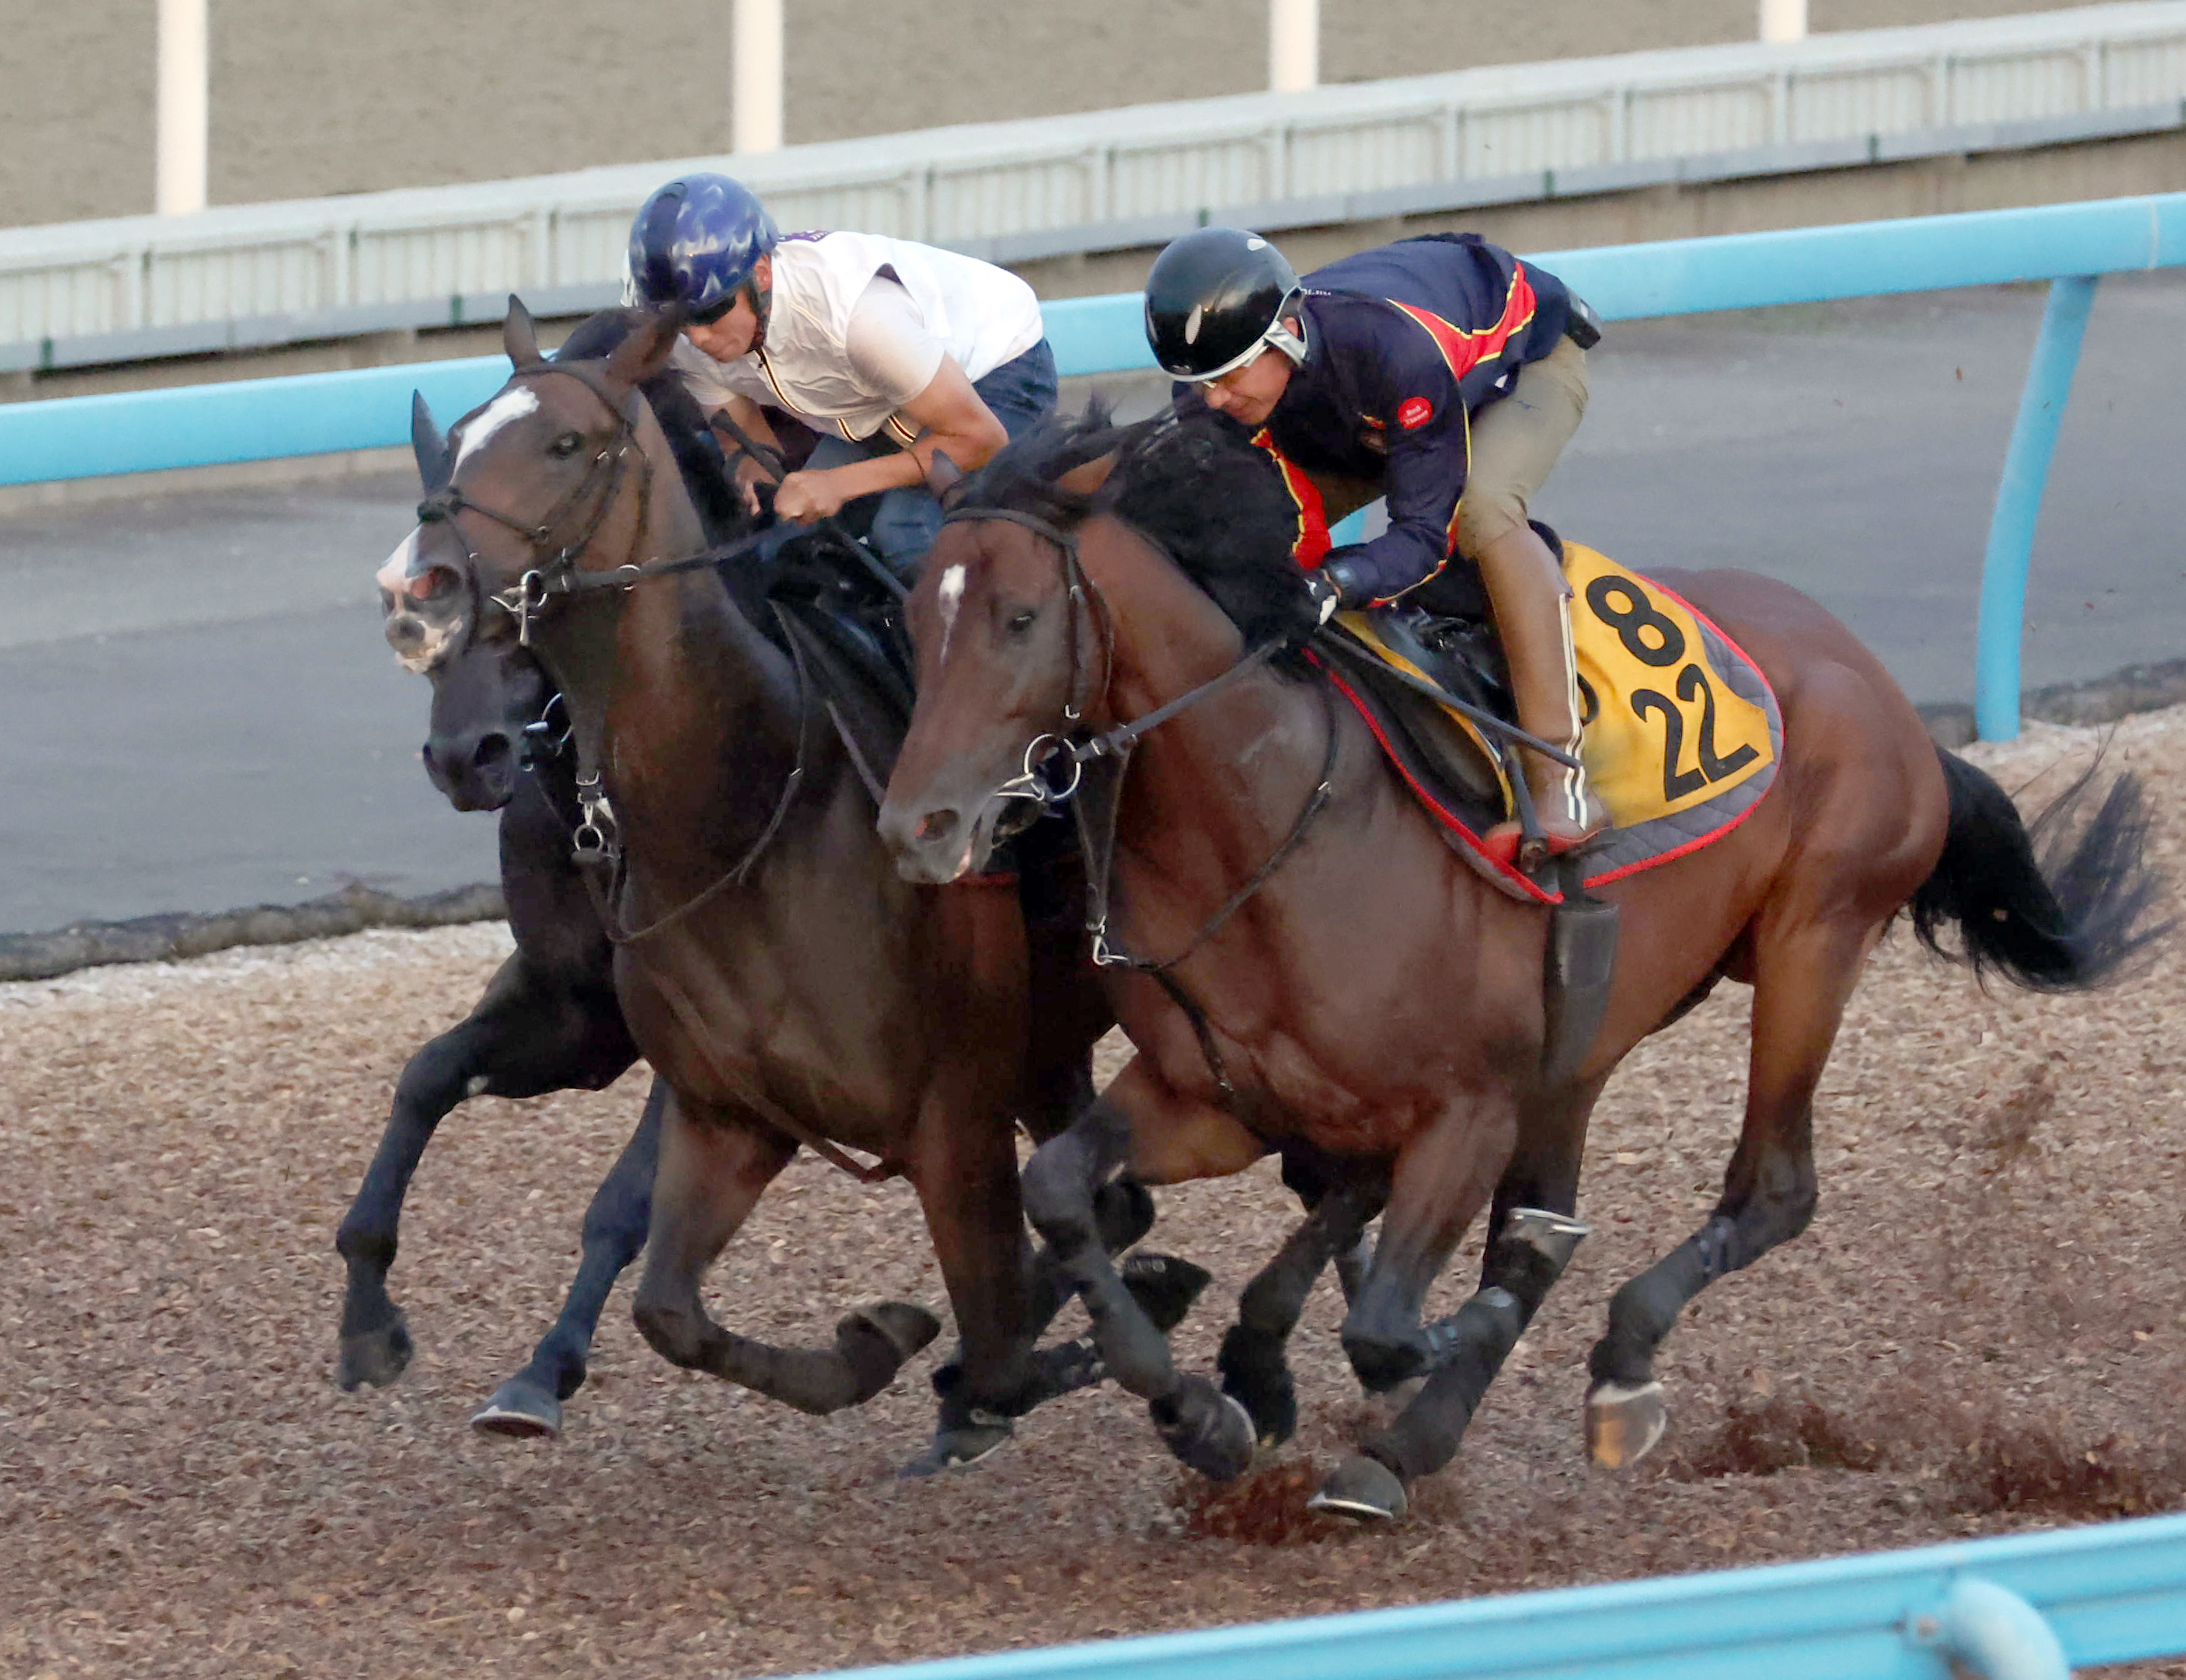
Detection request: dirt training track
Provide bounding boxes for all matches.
[4,713,2185,1679]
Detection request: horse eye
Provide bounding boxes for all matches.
[1006,610,1037,635]
[549,432,584,458]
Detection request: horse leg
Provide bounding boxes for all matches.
[1317,1078,1604,1520]
[471,1076,665,1439]
[629,1093,940,1412]
[1308,1089,1521,1518]
[335,954,633,1391]
[1217,1173,1386,1450]
[1018,1060,1265,1481]
[900,1087,1046,1474]
[1584,923,1866,1468]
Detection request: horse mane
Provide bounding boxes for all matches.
[955,398,1314,655]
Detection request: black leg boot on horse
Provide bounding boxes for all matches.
[1315,1078,1600,1518]
[1477,523,1604,868]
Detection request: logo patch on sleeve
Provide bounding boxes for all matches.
[1397,396,1434,430]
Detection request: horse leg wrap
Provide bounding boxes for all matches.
[1589,1213,1733,1389]
[1364,1211,1584,1483]
[1220,1185,1374,1444]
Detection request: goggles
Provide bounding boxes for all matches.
[1175,297,1309,384]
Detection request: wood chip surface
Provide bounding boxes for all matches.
[4,711,2184,1678]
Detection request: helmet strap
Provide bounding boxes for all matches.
[1266,300,1309,367]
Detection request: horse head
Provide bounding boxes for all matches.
[374,299,691,811]
[375,297,685,669]
[878,428,1118,884]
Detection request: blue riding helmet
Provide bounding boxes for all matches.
[627,173,780,322]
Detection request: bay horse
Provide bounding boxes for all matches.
[366,302,1146,1471]
[875,407,2165,1517]
[339,307,746,1439]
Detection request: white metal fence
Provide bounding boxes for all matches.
[5,2,2186,369]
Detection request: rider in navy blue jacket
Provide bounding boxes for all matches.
[1145,228,1602,861]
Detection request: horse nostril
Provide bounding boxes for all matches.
[420,742,439,772]
[473,733,512,771]
[914,808,961,845]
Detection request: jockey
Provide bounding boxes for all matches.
[627,172,1058,572]
[1144,227,1604,862]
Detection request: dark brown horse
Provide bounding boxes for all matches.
[876,408,2165,1517]
[369,302,1137,1471]
[338,313,769,1440]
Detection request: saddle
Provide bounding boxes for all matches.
[752,526,917,805]
[1312,530,1782,907]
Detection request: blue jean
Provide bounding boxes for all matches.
[801,337,1059,573]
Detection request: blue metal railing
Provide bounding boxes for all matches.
[3,193,2182,735]
[785,1515,2186,1680]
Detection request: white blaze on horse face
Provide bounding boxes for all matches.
[452,386,540,472]
[936,563,966,664]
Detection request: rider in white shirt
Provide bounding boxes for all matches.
[627,173,1057,571]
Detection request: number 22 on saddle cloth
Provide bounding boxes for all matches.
[1335,544,1782,902]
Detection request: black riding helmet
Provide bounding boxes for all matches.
[1144,227,1307,382]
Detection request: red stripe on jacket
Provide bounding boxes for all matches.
[1252,428,1333,568]
[1385,264,1539,387]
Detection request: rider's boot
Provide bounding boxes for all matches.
[1477,523,1605,868]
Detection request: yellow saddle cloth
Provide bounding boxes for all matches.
[1331,542,1781,899]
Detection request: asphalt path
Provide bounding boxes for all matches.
[3,275,2181,935]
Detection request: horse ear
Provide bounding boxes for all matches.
[410,390,452,491]
[503,295,544,369]
[926,449,964,505]
[602,307,683,390]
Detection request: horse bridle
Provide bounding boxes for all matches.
[422,360,802,878]
[937,505,1337,980]
[421,362,786,652]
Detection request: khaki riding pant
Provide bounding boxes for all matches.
[1455,333,1589,557]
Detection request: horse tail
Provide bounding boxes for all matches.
[1909,746,2170,993]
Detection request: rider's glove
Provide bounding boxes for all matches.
[1304,551,1374,627]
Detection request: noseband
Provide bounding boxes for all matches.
[419,363,770,649]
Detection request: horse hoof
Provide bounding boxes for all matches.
[336,1312,413,1391]
[1152,1377,1256,1482]
[1586,1379,1668,1468]
[843,1301,944,1363]
[1120,1251,1213,1333]
[470,1377,563,1441]
[1308,1454,1408,1522]
[898,1417,1015,1478]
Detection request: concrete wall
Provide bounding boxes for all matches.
[0,0,2131,230]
